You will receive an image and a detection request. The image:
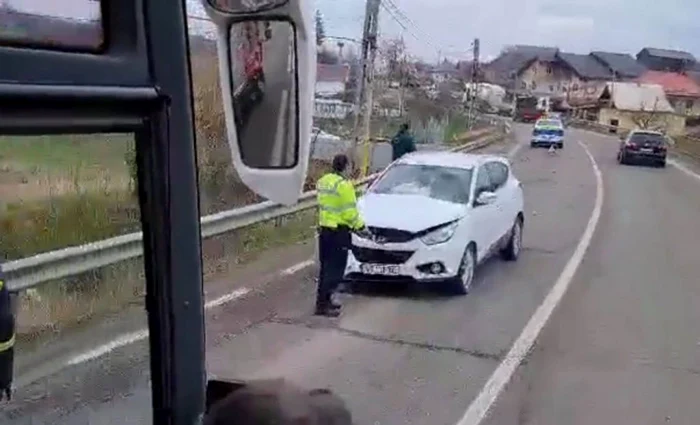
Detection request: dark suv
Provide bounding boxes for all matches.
[617,130,668,167]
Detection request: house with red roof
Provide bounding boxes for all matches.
[315,63,350,98]
[637,70,700,117]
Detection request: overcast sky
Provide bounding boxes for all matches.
[315,0,700,63]
[10,0,696,63]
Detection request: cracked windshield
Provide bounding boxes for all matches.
[2,0,700,424]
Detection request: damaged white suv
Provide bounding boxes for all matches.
[344,151,524,295]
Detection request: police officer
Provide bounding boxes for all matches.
[315,154,364,317]
[0,264,15,401]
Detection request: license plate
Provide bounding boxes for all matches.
[640,148,653,153]
[360,264,400,275]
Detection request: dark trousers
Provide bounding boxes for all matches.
[316,226,350,311]
[0,313,13,399]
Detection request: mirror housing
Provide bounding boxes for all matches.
[207,0,290,14]
[200,0,315,206]
[475,191,497,206]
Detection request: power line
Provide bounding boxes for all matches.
[383,0,438,50]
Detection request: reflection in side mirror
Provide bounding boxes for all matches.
[202,0,314,206]
[209,0,289,14]
[229,20,298,169]
[475,191,497,206]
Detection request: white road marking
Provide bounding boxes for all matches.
[65,288,251,366]
[281,259,315,275]
[668,158,700,182]
[66,329,149,366]
[270,89,289,167]
[455,139,604,425]
[205,287,251,309]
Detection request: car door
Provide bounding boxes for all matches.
[484,161,514,239]
[471,165,500,260]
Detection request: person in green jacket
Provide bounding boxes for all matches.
[391,122,417,161]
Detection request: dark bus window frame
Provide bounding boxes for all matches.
[0,1,206,424]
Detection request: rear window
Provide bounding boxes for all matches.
[629,132,666,146]
[536,119,562,128]
[370,163,473,204]
[533,128,564,137]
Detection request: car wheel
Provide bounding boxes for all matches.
[500,217,523,261]
[619,152,627,165]
[451,244,476,295]
[658,158,666,168]
[530,142,536,148]
[557,143,564,149]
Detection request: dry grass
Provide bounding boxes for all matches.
[16,208,318,342]
[674,135,700,162]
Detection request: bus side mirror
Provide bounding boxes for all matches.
[201,1,314,206]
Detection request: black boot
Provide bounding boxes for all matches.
[314,304,341,317]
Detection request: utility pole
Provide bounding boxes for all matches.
[467,38,480,130]
[350,0,381,172]
[398,36,406,117]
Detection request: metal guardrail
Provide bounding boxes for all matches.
[4,130,506,293]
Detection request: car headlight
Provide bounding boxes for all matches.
[420,222,458,245]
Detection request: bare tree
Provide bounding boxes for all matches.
[381,37,406,81]
[315,10,325,47]
[630,97,667,131]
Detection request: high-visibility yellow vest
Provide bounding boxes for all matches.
[316,173,364,230]
[0,278,15,353]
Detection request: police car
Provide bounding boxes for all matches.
[530,117,565,149]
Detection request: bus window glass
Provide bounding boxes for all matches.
[0,0,103,51]
[0,133,152,424]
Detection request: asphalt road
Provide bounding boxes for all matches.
[4,126,700,425]
[483,128,700,425]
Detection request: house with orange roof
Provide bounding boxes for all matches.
[637,70,700,117]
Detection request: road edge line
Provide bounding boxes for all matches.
[454,139,604,425]
[668,158,700,182]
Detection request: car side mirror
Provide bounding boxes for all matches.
[475,191,497,206]
[201,1,314,206]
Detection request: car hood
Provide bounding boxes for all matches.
[357,193,467,233]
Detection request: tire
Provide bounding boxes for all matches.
[451,244,476,295]
[500,217,523,261]
[618,152,627,165]
[658,159,666,168]
[557,143,564,149]
[530,141,536,148]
